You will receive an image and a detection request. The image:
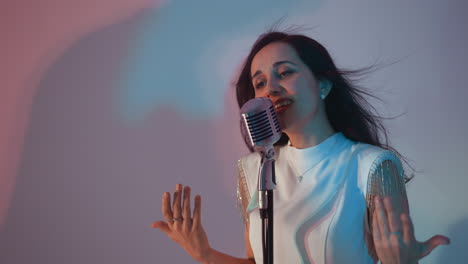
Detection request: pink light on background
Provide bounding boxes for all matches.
[0,0,164,230]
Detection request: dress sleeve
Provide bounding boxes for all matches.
[364,151,408,261]
[237,159,251,226]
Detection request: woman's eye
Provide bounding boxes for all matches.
[280,70,292,77]
[255,81,266,89]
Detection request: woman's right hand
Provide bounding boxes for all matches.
[152,184,211,263]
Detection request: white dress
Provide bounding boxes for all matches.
[237,132,405,264]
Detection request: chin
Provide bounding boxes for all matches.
[278,117,291,133]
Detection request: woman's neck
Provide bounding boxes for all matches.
[285,119,336,149]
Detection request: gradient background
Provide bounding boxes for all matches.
[1,0,467,263]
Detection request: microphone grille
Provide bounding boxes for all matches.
[240,98,282,148]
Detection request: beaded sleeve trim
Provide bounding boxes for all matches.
[365,151,407,261]
[236,159,251,225]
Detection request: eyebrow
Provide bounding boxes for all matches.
[251,60,297,80]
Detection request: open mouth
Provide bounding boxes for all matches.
[274,99,292,114]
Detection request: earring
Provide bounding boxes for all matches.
[320,89,327,100]
[319,79,332,100]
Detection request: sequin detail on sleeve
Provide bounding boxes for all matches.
[365,153,407,261]
[237,159,251,225]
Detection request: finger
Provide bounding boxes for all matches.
[419,235,451,258]
[192,195,202,231]
[383,197,402,233]
[172,184,183,220]
[375,196,390,238]
[401,213,414,244]
[152,221,171,235]
[182,186,192,231]
[161,192,174,225]
[372,209,382,242]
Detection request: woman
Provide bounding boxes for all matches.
[152,31,449,263]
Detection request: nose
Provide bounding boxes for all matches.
[265,79,283,98]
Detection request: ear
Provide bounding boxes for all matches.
[319,79,333,100]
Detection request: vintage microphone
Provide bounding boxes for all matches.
[240,97,282,264]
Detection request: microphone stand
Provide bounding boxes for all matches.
[240,96,281,264]
[258,147,276,264]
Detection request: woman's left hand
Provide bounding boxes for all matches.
[372,196,450,264]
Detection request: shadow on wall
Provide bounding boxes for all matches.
[0,7,245,264]
[435,217,468,263]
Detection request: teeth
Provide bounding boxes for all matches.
[274,100,291,109]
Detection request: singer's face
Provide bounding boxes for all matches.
[250,42,324,133]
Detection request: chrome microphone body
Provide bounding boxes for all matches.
[240,97,281,210]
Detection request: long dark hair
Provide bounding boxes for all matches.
[235,31,413,182]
